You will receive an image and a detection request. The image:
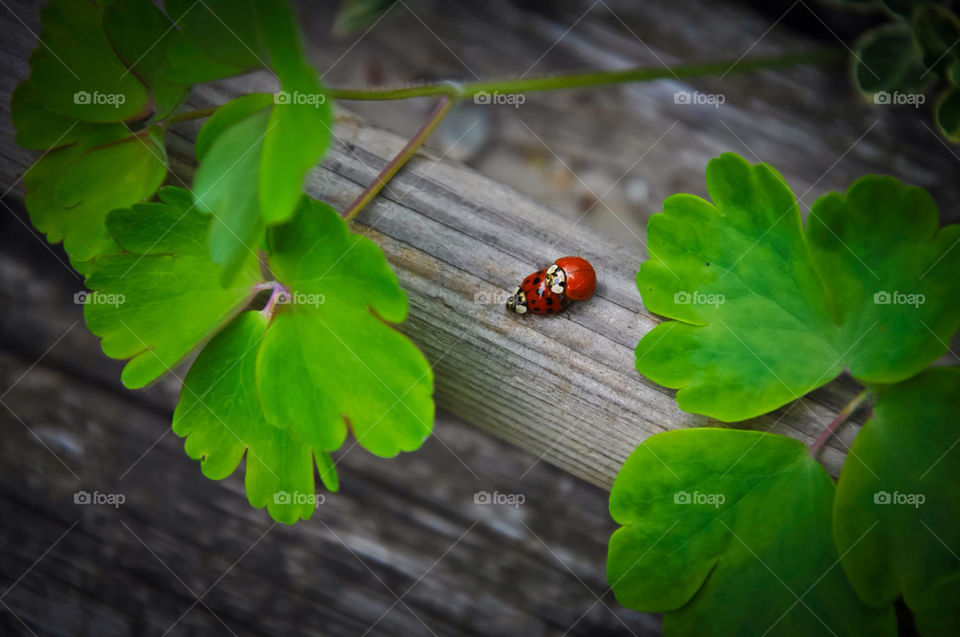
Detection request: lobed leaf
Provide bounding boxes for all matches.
[833,366,960,636]
[935,86,960,141]
[193,105,271,285]
[24,127,168,263]
[103,0,191,120]
[607,428,895,636]
[851,24,928,95]
[84,187,261,389]
[636,153,960,420]
[191,5,333,284]
[30,0,150,122]
[256,198,433,457]
[173,311,338,525]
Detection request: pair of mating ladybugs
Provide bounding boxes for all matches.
[506,256,596,315]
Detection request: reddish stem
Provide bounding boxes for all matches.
[810,389,870,457]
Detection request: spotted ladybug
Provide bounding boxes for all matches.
[506,256,596,315]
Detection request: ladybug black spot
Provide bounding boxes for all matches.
[546,297,553,306]
[533,276,540,285]
[524,277,532,285]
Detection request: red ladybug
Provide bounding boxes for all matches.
[506,256,596,315]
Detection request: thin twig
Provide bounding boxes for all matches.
[810,388,871,458]
[342,94,455,221]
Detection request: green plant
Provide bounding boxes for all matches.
[847,0,960,140]
[611,153,959,635]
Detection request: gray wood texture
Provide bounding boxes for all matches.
[1,0,957,635]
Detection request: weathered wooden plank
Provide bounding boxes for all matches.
[0,346,658,636]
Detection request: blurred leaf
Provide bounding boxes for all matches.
[912,2,960,67]
[193,27,332,284]
[881,0,927,16]
[852,24,928,94]
[24,127,168,262]
[173,311,338,524]
[195,93,274,160]
[332,0,399,37]
[193,103,271,285]
[935,86,960,140]
[636,153,960,421]
[834,367,960,636]
[11,79,104,150]
[257,198,434,457]
[949,57,960,83]
[255,0,333,225]
[84,187,262,388]
[30,0,150,122]
[103,0,190,120]
[607,428,895,636]
[163,0,266,77]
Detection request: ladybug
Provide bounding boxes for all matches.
[506,256,596,315]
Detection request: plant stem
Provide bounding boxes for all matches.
[166,106,218,125]
[328,49,843,101]
[342,94,455,221]
[260,281,291,318]
[810,389,871,457]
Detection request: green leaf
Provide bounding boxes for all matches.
[195,93,274,161]
[881,0,926,16]
[332,0,399,37]
[256,198,434,457]
[834,367,960,636]
[607,428,895,636]
[30,0,150,122]
[194,105,271,284]
[636,153,960,421]
[193,42,332,283]
[103,0,190,120]
[935,86,960,141]
[255,0,333,225]
[912,3,960,67]
[852,24,928,95]
[11,80,104,150]
[24,127,168,263]
[949,58,960,83]
[164,0,266,75]
[84,187,262,389]
[173,311,338,524]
